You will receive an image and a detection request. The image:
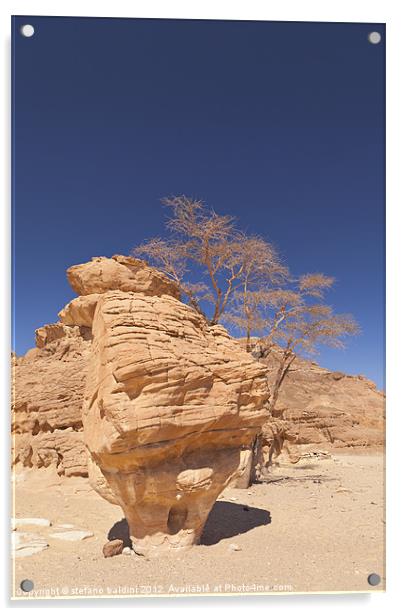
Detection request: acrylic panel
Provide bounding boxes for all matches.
[11,16,385,599]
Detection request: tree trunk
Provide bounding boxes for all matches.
[245,326,251,352]
[236,353,297,489]
[270,353,296,414]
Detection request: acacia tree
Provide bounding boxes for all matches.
[133,196,360,483]
[132,236,208,315]
[133,195,286,326]
[258,274,359,413]
[228,273,359,483]
[227,273,359,412]
[224,289,273,351]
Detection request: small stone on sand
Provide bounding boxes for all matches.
[103,539,124,558]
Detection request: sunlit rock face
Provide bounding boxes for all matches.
[12,255,181,481]
[66,254,181,298]
[12,254,269,555]
[12,326,91,478]
[83,290,269,556]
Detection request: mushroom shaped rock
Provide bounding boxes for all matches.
[67,255,180,299]
[83,290,269,557]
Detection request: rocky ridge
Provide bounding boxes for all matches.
[253,343,385,451]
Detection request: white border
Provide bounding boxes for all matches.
[2,1,401,614]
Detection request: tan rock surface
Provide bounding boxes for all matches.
[35,322,69,349]
[58,294,100,327]
[12,327,91,477]
[83,290,269,556]
[257,345,385,450]
[67,255,180,298]
[12,319,384,485]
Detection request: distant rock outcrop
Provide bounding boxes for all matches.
[254,344,385,451]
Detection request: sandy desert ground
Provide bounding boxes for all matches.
[11,451,385,600]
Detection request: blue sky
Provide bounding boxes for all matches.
[12,17,385,388]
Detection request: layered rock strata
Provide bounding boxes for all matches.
[13,255,270,556]
[255,344,385,450]
[12,325,91,477]
[83,289,269,555]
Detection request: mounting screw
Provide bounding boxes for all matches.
[367,573,381,586]
[20,24,35,38]
[20,579,34,592]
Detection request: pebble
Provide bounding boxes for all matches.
[103,539,124,558]
[228,543,242,552]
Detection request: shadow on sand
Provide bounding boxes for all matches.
[201,501,271,546]
[107,518,132,548]
[107,501,271,549]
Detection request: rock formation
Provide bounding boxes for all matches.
[66,254,180,298]
[12,255,181,478]
[231,341,385,487]
[255,344,385,451]
[82,293,269,554]
[12,325,91,477]
[12,255,270,556]
[12,255,385,550]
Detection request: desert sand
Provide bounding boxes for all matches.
[12,450,385,599]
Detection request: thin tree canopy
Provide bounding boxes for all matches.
[132,195,359,411]
[134,195,287,325]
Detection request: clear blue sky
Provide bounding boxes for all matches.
[12,17,385,389]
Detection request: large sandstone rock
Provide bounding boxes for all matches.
[12,254,179,479]
[12,255,269,556]
[67,254,180,298]
[83,290,269,556]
